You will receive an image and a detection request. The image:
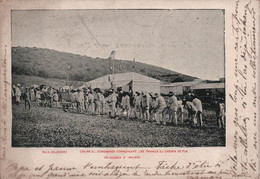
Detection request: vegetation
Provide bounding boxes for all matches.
[12,74,85,88]
[12,46,197,84]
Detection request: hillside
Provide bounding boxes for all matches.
[12,47,197,84]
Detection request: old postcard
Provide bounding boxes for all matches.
[0,0,259,178]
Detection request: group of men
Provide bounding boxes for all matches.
[59,88,183,126]
[12,83,225,128]
[71,88,225,128]
[132,91,205,127]
[12,84,60,109]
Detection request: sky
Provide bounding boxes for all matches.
[12,10,225,80]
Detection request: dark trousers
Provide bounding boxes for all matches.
[196,111,203,127]
[25,100,31,110]
[49,97,53,108]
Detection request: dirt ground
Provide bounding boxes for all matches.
[12,102,225,147]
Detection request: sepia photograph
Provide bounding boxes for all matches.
[11,9,226,147]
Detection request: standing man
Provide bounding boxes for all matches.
[94,90,102,116]
[47,87,54,108]
[153,93,167,125]
[84,91,89,113]
[76,89,84,113]
[30,87,35,102]
[53,91,59,107]
[168,91,178,125]
[69,90,77,109]
[192,95,203,127]
[88,90,95,115]
[35,88,41,106]
[24,88,31,110]
[100,91,106,115]
[141,92,150,122]
[215,98,225,129]
[133,92,141,120]
[107,89,117,118]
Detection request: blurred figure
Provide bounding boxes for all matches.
[133,91,142,120]
[215,98,225,129]
[177,100,184,124]
[30,87,35,102]
[149,92,156,122]
[94,89,102,116]
[12,85,16,103]
[121,91,131,119]
[182,99,197,127]
[141,92,150,122]
[76,89,84,113]
[35,88,41,106]
[100,91,106,115]
[70,90,77,109]
[192,95,203,127]
[84,92,89,113]
[153,93,167,125]
[168,91,178,125]
[107,89,117,118]
[53,91,59,107]
[47,87,54,108]
[88,91,95,115]
[15,84,21,105]
[24,88,31,110]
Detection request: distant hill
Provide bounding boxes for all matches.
[12,47,197,84]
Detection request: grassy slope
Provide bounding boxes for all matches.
[12,74,85,88]
[12,47,197,84]
[12,104,225,147]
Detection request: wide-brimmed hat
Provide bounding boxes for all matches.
[94,88,101,93]
[17,84,21,87]
[189,93,195,97]
[168,91,174,96]
[153,93,159,98]
[123,91,130,96]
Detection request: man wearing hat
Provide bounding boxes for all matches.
[153,93,167,125]
[107,89,117,118]
[168,91,178,125]
[15,84,22,105]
